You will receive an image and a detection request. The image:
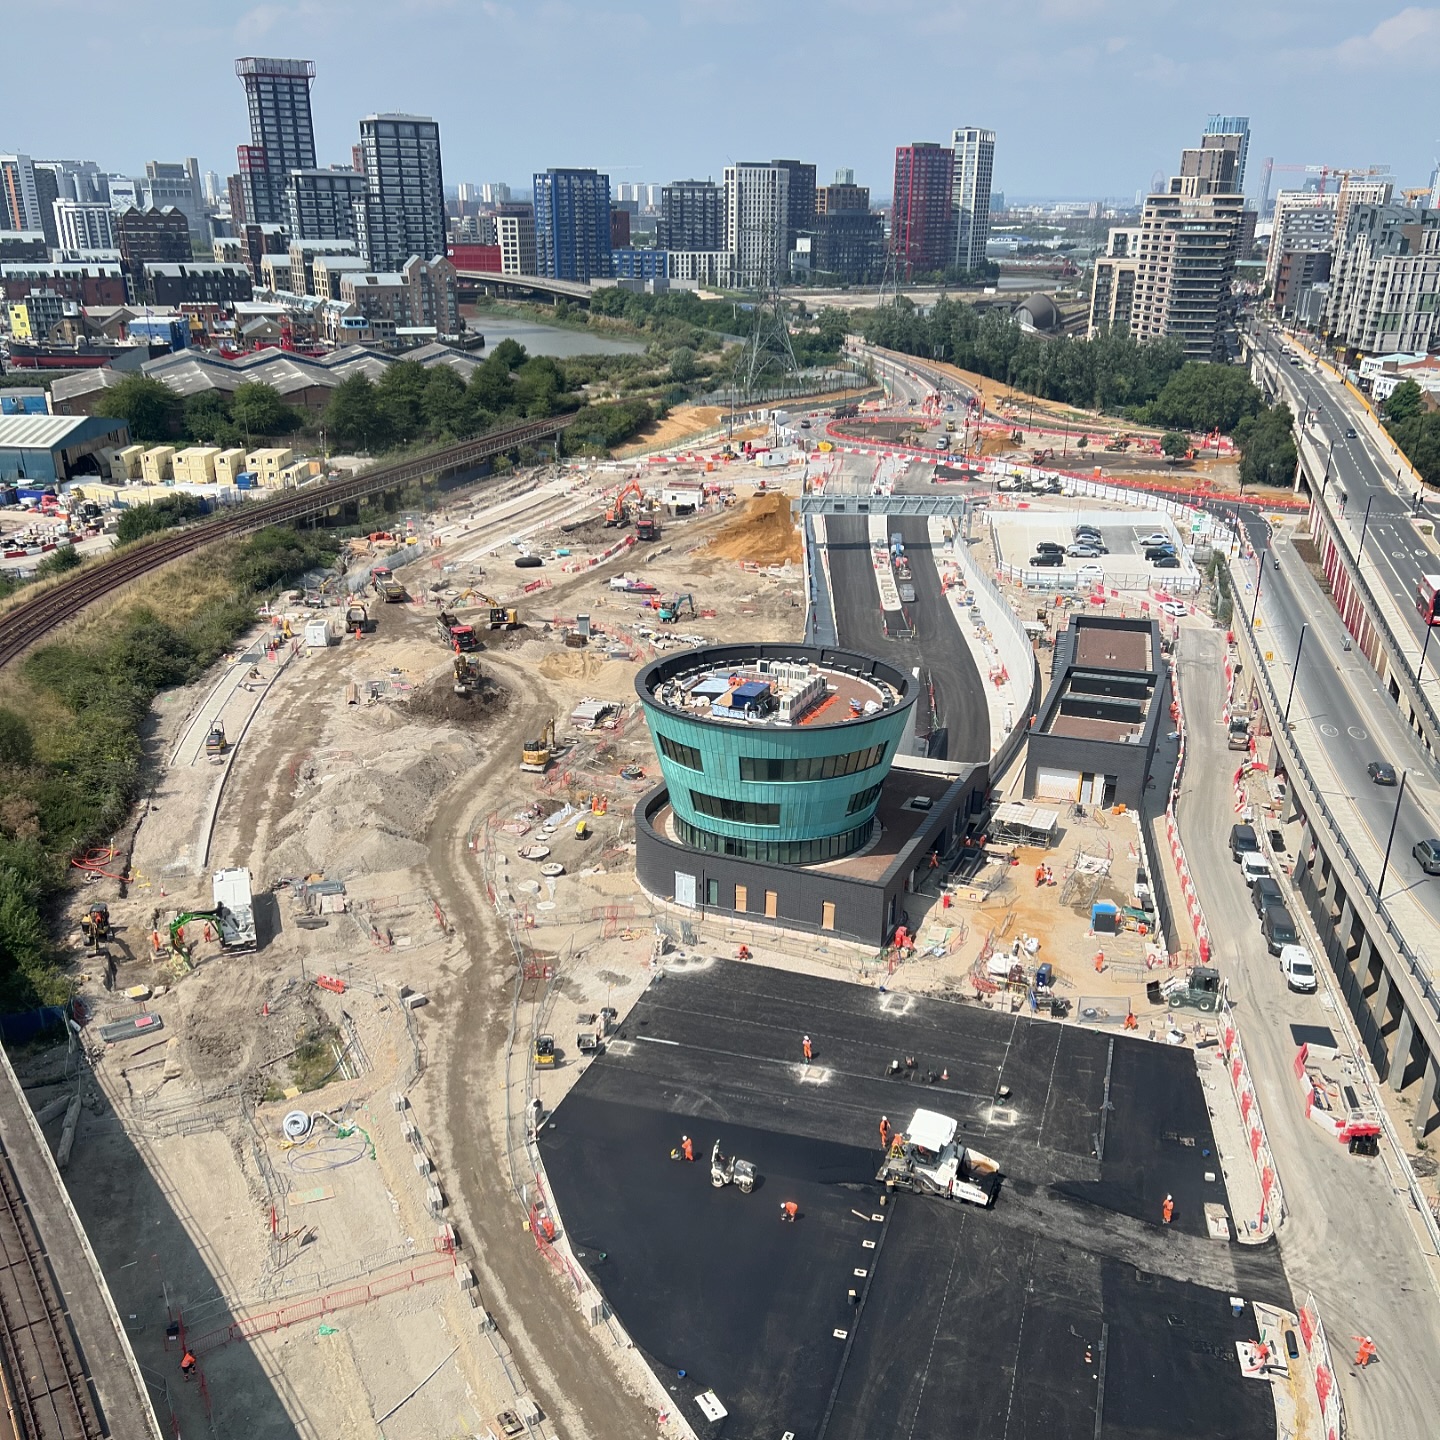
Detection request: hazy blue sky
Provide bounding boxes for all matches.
[2,0,1438,201]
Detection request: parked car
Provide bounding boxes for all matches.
[1251,875,1284,917]
[1138,531,1170,547]
[1151,555,1180,569]
[1035,541,1065,554]
[1367,760,1396,785]
[1229,823,1259,861]
[1279,944,1317,992]
[1076,563,1105,581]
[1074,525,1102,540]
[1029,552,1063,567]
[1144,545,1177,560]
[1413,838,1440,876]
[1240,851,1271,887]
[1067,544,1104,557]
[1261,902,1299,955]
[1159,600,1188,618]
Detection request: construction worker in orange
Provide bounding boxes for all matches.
[802,1034,813,1063]
[180,1350,197,1378]
[1161,1193,1174,1225]
[1354,1335,1377,1367]
[1123,1011,1138,1031]
[879,1116,891,1152]
[680,1135,694,1163]
[780,1201,798,1223]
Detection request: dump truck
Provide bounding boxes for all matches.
[378,579,407,604]
[635,516,661,541]
[436,611,478,651]
[345,600,373,634]
[877,1109,1000,1207]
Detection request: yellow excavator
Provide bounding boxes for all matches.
[458,589,520,630]
[521,718,555,773]
[453,654,484,694]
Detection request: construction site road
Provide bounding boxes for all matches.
[0,415,573,671]
[1177,624,1440,1438]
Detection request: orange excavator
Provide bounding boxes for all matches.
[604,479,645,527]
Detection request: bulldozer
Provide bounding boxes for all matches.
[521,718,556,773]
[204,721,228,758]
[453,654,484,695]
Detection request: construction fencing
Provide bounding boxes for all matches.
[1297,1291,1346,1440]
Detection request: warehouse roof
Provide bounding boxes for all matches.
[0,414,128,449]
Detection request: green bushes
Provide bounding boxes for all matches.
[560,400,656,455]
[0,525,339,1008]
[115,494,207,544]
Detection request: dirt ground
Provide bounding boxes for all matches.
[36,461,809,1439]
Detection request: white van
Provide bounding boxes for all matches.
[1279,945,1317,992]
[1240,852,1271,887]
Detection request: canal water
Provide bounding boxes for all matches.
[463,310,647,358]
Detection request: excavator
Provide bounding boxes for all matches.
[604,479,644,527]
[521,718,556,773]
[458,591,520,630]
[657,593,696,624]
[453,654,484,695]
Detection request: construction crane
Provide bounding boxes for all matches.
[521,718,556,772]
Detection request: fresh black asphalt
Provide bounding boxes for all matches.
[539,961,1292,1439]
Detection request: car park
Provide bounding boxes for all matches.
[1261,903,1299,955]
[1367,760,1396,785]
[1413,838,1440,876]
[1279,944,1317,992]
[1251,875,1283,917]
[1151,555,1180,569]
[1229,823,1258,861]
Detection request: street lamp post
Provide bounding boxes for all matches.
[1357,493,1376,561]
[1377,769,1409,904]
[1321,439,1334,496]
[1250,548,1267,630]
[1283,623,1307,726]
[1418,616,1437,688]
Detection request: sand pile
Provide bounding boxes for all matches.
[709,493,802,566]
[537,650,642,700]
[265,739,474,884]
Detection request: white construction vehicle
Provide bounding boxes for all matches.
[710,1140,757,1193]
[877,1109,1000,1207]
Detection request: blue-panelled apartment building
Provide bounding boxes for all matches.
[533,168,614,283]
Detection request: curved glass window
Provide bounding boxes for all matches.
[738,743,888,783]
[675,816,873,865]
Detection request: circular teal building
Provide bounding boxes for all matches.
[636,644,915,865]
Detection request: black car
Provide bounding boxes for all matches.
[1074,526,1102,540]
[1368,760,1397,785]
[1152,555,1180,569]
[1251,875,1284,917]
[1345,426,1357,439]
[1029,552,1063,567]
[1035,541,1065,554]
[1143,546,1176,561]
[1262,903,1298,954]
[1230,823,1259,861]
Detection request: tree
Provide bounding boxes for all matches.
[1161,431,1190,459]
[322,374,390,453]
[1383,379,1425,424]
[1145,362,1263,434]
[183,392,241,447]
[230,382,297,439]
[489,338,528,371]
[1234,404,1298,492]
[115,494,206,544]
[373,363,429,446]
[33,547,81,580]
[668,346,698,383]
[94,375,179,442]
[421,367,469,439]
[515,356,568,417]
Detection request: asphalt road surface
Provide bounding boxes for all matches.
[1177,623,1440,1438]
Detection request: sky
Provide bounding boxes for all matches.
[2,0,1438,203]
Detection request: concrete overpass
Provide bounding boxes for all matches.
[454,271,596,306]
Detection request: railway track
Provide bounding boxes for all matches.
[0,415,573,671]
[0,1143,101,1440]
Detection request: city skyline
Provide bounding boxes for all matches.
[1,1,1438,201]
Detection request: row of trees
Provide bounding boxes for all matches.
[95,374,302,446]
[1382,380,1440,488]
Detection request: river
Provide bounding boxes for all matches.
[462,310,647,358]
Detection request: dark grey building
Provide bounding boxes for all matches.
[657,179,723,252]
[235,57,316,226]
[813,210,886,281]
[1023,615,1166,811]
[773,158,816,253]
[144,262,253,308]
[358,114,445,271]
[287,167,367,242]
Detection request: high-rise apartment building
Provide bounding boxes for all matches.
[481,182,511,205]
[950,126,995,271]
[358,114,445,271]
[51,200,116,254]
[1087,227,1142,336]
[1203,115,1250,192]
[234,57,317,225]
[533,169,614,282]
[144,160,205,237]
[1264,191,1336,291]
[496,205,536,276]
[115,207,192,270]
[1332,176,1394,246]
[724,163,791,288]
[36,160,109,206]
[773,160,816,255]
[1323,204,1440,354]
[891,143,954,277]
[0,155,44,234]
[817,183,869,215]
[1179,136,1243,196]
[658,180,723,252]
[287,168,367,242]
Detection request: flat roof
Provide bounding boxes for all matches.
[1073,623,1151,672]
[540,962,1292,1440]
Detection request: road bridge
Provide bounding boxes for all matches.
[454,270,595,305]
